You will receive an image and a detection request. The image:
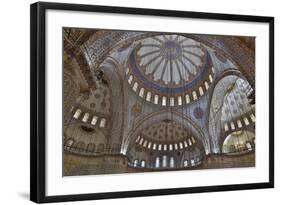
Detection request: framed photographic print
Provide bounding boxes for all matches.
[30,1,274,203]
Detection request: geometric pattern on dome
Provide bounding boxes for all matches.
[135,120,198,152]
[137,35,205,85]
[125,35,214,106]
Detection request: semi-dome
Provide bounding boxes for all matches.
[134,120,198,151]
[222,130,255,154]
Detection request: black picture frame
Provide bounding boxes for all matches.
[30,1,274,203]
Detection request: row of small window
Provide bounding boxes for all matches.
[73,109,107,128]
[127,73,213,106]
[224,113,255,132]
[225,141,255,153]
[64,139,106,153]
[133,159,146,168]
[133,156,175,168]
[135,136,196,151]
[133,156,200,169]
[182,158,200,167]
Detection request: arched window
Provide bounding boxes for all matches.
[70,106,74,112]
[128,75,133,84]
[199,86,204,96]
[155,157,160,168]
[73,109,82,119]
[230,121,235,130]
[250,113,255,122]
[162,155,167,168]
[147,142,152,149]
[179,142,183,149]
[185,94,190,104]
[125,67,130,75]
[162,96,167,106]
[224,123,229,131]
[192,91,197,100]
[135,136,141,143]
[139,88,144,98]
[65,138,74,147]
[65,139,74,150]
[169,144,173,151]
[146,91,151,101]
[141,160,146,168]
[154,94,159,104]
[139,138,144,145]
[132,82,138,91]
[246,142,252,150]
[91,116,98,125]
[191,159,195,166]
[143,140,148,147]
[192,137,196,143]
[82,113,89,122]
[209,74,213,82]
[237,119,242,128]
[178,96,182,105]
[134,159,138,167]
[205,81,209,90]
[99,118,106,127]
[170,97,175,106]
[243,117,250,125]
[183,160,188,167]
[170,157,175,168]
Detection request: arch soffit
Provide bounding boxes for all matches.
[207,70,252,151]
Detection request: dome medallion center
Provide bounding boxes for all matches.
[160,40,182,61]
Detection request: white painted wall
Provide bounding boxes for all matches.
[0,0,279,204]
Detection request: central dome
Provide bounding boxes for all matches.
[125,34,214,106]
[137,35,206,86]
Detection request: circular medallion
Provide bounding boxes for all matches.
[160,40,182,60]
[193,107,204,119]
